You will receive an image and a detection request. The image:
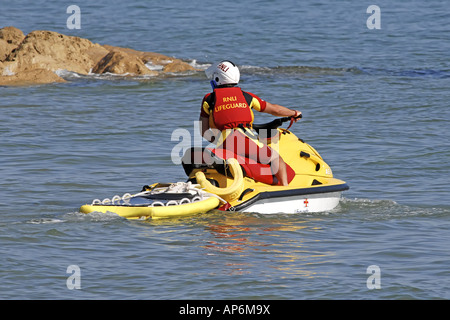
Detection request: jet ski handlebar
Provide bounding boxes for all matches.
[252,114,302,131]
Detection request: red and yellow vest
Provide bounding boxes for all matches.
[201,87,267,131]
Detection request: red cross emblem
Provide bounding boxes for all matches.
[304,198,309,207]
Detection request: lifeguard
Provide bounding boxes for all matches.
[199,60,301,186]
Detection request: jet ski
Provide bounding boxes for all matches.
[182,115,349,214]
[80,116,348,219]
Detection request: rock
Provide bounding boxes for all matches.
[0,68,66,86]
[0,27,198,86]
[0,38,15,61]
[4,30,109,74]
[92,49,158,76]
[163,60,195,73]
[0,39,8,60]
[0,26,25,45]
[101,44,196,73]
[85,45,111,67]
[0,26,25,61]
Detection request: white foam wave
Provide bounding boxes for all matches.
[145,61,164,71]
[56,69,160,81]
[341,197,399,206]
[56,69,85,78]
[187,59,211,70]
[27,218,65,224]
[144,59,175,71]
[65,211,125,222]
[339,197,450,218]
[53,61,356,83]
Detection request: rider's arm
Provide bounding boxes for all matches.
[263,102,301,119]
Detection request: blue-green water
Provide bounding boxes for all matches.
[1,0,449,299]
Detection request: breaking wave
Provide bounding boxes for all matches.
[339,197,450,218]
[55,60,450,84]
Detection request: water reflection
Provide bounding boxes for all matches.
[202,213,334,278]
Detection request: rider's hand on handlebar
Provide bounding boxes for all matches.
[292,110,302,121]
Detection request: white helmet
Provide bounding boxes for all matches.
[205,60,240,86]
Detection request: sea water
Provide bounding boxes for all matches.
[1,0,449,300]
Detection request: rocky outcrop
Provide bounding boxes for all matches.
[3,30,109,75]
[0,26,196,86]
[100,45,196,73]
[91,49,158,76]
